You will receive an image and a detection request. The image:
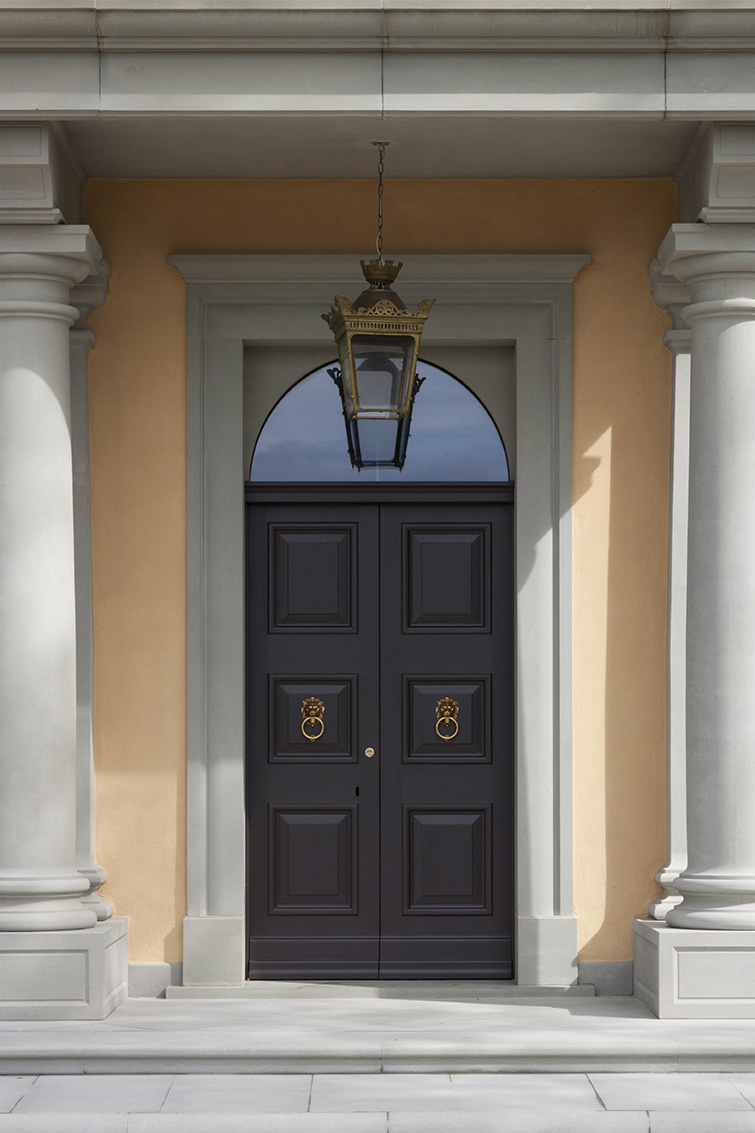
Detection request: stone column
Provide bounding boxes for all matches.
[646,264,691,922]
[0,225,101,931]
[659,224,755,932]
[70,264,114,921]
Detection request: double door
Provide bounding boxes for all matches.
[246,489,514,978]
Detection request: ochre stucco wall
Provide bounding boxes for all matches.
[84,178,675,964]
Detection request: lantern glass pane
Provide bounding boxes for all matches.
[350,418,402,467]
[351,334,413,416]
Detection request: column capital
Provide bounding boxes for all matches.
[658,223,755,280]
[656,224,755,326]
[0,224,102,286]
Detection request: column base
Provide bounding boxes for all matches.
[0,918,128,1020]
[634,917,755,1018]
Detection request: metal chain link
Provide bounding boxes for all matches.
[374,141,387,263]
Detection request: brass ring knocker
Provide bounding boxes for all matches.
[301,697,325,742]
[435,697,460,742]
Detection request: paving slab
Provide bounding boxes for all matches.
[649,1116,755,1133]
[589,1071,755,1112]
[380,1114,650,1132]
[735,1074,755,1107]
[450,1071,603,1110]
[11,1075,171,1114]
[310,1072,456,1111]
[0,1120,128,1133]
[161,1073,312,1112]
[129,1117,388,1133]
[0,1080,35,1115]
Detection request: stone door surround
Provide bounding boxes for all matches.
[169,253,589,989]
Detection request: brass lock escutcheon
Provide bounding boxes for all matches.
[301,696,325,742]
[435,696,460,741]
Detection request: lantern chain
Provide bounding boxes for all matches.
[374,141,386,264]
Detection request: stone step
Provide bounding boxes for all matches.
[4,1114,755,1133]
[166,981,596,1000]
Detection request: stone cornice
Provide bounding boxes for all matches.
[169,252,591,288]
[1,4,754,52]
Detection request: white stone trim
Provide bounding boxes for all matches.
[3,39,754,121]
[70,260,113,922]
[647,262,691,921]
[3,5,754,53]
[170,252,589,987]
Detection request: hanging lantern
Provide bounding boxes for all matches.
[322,143,435,469]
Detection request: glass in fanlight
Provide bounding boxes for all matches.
[250,360,509,483]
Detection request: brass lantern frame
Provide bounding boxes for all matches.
[322,258,434,423]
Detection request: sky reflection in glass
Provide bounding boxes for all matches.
[250,360,509,482]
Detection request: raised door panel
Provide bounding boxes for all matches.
[404,525,490,632]
[270,677,356,762]
[406,807,491,914]
[270,808,356,913]
[405,678,490,762]
[270,525,356,632]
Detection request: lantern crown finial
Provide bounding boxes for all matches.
[360,258,403,290]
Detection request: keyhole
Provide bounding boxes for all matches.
[355,787,359,798]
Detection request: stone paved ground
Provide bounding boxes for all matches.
[2,994,755,1130]
[1,1072,755,1131]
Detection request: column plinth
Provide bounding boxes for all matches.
[0,226,101,932]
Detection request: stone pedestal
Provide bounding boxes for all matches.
[634,919,755,1019]
[0,920,128,1021]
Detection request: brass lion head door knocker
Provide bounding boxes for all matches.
[435,696,460,741]
[300,696,325,742]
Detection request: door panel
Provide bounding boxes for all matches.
[270,807,357,913]
[270,523,357,631]
[379,503,514,978]
[246,496,514,979]
[405,524,490,631]
[247,504,380,978]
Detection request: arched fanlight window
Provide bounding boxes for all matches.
[249,359,509,483]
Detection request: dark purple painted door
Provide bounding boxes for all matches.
[246,491,514,979]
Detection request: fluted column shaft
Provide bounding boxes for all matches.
[0,225,101,930]
[659,224,755,931]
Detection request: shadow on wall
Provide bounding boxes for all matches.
[573,256,672,962]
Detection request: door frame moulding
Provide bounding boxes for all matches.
[169,252,590,989]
